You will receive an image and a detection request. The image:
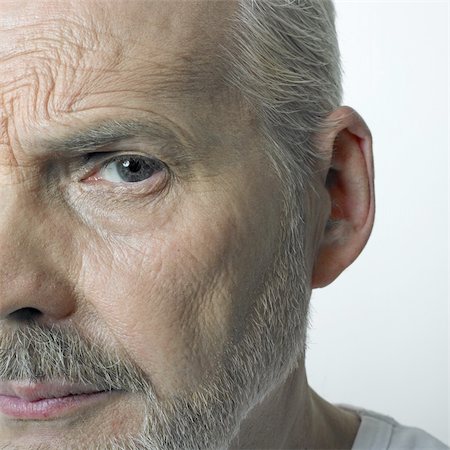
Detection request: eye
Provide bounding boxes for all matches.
[85,155,165,184]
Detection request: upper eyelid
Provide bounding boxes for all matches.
[83,152,166,169]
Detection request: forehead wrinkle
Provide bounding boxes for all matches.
[0,14,127,120]
[65,49,228,117]
[0,17,104,64]
[1,0,234,113]
[1,0,239,161]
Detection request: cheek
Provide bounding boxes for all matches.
[76,186,278,397]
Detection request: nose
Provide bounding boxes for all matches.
[0,263,76,323]
[0,202,77,324]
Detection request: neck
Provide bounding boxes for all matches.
[229,364,361,449]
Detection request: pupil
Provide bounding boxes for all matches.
[117,157,160,182]
[125,160,141,172]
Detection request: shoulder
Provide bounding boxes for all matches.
[337,404,449,450]
[390,422,448,450]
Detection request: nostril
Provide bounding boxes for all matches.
[8,307,43,322]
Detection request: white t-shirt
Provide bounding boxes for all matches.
[339,405,449,450]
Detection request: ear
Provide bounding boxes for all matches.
[311,106,375,289]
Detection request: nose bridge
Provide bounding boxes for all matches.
[0,189,77,322]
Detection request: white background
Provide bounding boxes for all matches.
[306,0,449,446]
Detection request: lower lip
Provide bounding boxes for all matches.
[0,391,113,420]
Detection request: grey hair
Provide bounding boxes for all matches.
[221,0,344,270]
[223,0,343,176]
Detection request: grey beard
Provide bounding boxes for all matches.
[0,198,310,450]
[110,203,311,450]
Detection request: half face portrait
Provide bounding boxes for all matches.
[0,1,447,450]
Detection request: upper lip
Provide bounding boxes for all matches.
[0,381,104,402]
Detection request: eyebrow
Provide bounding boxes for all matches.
[39,119,193,159]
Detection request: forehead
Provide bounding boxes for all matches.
[0,0,233,51]
[0,0,236,117]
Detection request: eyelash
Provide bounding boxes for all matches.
[79,152,169,191]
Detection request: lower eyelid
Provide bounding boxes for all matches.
[80,169,169,197]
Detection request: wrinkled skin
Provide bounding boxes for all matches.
[0,0,285,447]
[0,0,375,448]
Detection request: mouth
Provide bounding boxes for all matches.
[0,381,120,420]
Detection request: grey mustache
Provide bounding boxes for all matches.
[0,322,152,396]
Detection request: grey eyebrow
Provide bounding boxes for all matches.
[41,119,191,157]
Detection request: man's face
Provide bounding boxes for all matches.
[0,1,309,448]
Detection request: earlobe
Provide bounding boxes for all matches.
[311,106,375,289]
